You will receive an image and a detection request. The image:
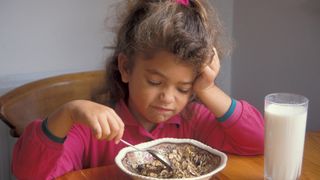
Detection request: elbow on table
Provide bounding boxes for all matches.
[239,135,264,155]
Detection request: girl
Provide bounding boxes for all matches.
[12,0,264,179]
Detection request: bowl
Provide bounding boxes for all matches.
[115,138,228,180]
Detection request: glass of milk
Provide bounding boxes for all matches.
[264,93,308,180]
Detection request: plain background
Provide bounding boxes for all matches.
[232,0,320,131]
[1,0,319,179]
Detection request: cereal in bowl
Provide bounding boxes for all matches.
[122,143,221,178]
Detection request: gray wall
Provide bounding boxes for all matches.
[213,0,233,95]
[232,0,320,130]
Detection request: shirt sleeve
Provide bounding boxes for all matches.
[192,100,265,155]
[12,119,88,180]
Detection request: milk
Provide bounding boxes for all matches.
[264,104,307,180]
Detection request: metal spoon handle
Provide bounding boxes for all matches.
[119,139,172,170]
[120,139,142,151]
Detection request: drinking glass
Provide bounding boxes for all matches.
[264,93,308,180]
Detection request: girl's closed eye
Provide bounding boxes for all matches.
[147,79,161,86]
[177,87,192,94]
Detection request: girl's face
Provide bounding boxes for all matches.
[118,51,195,131]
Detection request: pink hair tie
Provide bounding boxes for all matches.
[176,0,189,6]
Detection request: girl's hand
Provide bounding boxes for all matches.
[48,100,124,143]
[193,48,220,94]
[69,100,125,143]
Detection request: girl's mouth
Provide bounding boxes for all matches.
[152,106,173,113]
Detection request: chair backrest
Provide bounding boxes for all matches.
[0,70,106,137]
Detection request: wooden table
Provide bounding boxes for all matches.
[56,131,320,180]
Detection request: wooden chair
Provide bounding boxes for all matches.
[0,70,107,137]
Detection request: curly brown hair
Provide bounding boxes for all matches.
[105,0,227,104]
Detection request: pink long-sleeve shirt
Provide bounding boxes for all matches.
[12,100,264,180]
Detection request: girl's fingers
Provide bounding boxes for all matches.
[70,101,105,139]
[72,101,124,142]
[90,118,103,139]
[110,109,124,142]
[105,113,120,141]
[98,108,124,142]
[202,66,215,82]
[213,47,219,61]
[113,115,125,144]
[209,47,220,72]
[97,116,111,140]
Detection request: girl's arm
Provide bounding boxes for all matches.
[195,85,232,118]
[12,100,125,179]
[193,48,232,118]
[191,101,264,155]
[12,119,88,179]
[192,48,264,155]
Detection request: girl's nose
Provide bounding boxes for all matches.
[159,88,175,104]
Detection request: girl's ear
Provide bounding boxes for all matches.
[118,53,130,83]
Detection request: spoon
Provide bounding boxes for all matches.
[120,139,172,170]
